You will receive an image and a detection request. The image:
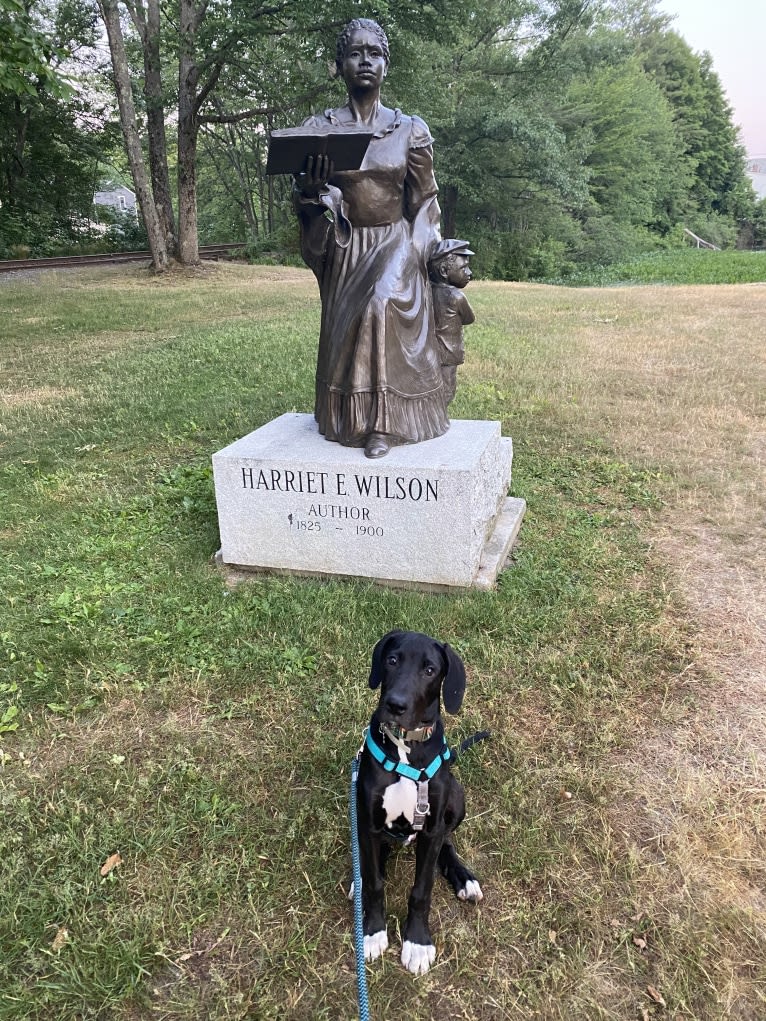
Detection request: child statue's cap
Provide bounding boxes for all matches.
[430,238,475,261]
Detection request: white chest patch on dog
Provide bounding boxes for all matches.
[382,776,418,828]
[381,736,418,829]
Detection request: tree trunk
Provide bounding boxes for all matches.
[8,99,31,207]
[177,0,201,265]
[100,0,168,272]
[177,104,200,264]
[128,0,177,253]
[442,183,458,238]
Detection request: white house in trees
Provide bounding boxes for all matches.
[93,184,138,215]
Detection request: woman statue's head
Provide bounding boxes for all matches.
[335,18,390,73]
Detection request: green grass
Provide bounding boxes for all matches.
[0,264,761,1019]
[549,248,766,286]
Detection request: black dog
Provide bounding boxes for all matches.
[353,629,483,975]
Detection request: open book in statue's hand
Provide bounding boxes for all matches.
[266,127,374,175]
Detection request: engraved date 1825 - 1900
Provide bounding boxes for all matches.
[288,508,383,537]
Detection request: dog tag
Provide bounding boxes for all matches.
[413,780,430,831]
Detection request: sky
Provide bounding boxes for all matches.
[657,0,766,156]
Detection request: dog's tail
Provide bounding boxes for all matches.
[451,730,491,762]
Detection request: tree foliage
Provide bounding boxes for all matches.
[0,0,72,97]
[3,0,758,275]
[0,0,110,256]
[634,25,752,228]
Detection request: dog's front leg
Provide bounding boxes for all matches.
[357,807,389,962]
[401,833,442,975]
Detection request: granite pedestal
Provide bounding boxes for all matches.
[212,414,525,591]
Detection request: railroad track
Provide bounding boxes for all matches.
[0,243,248,273]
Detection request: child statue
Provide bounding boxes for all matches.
[428,239,475,405]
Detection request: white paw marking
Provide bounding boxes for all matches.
[364,930,388,961]
[401,940,436,975]
[458,879,483,902]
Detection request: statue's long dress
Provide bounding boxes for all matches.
[295,107,447,447]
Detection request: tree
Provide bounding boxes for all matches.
[620,7,753,243]
[562,56,687,243]
[192,1,585,262]
[97,0,348,266]
[10,0,755,272]
[0,0,108,255]
[694,54,751,221]
[374,0,595,277]
[0,0,70,97]
[99,0,169,269]
[123,0,176,251]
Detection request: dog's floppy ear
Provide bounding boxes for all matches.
[441,643,466,714]
[369,630,405,689]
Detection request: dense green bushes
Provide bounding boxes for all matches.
[546,248,766,286]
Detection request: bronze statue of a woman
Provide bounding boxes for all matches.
[293,19,447,459]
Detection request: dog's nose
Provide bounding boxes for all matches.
[385,697,407,717]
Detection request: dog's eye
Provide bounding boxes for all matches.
[424,665,436,676]
[386,654,398,665]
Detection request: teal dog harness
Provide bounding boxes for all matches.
[364,727,451,782]
[364,727,452,835]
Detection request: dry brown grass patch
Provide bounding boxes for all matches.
[467,279,766,1012]
[0,385,76,408]
[525,282,766,1009]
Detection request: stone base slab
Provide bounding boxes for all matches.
[212,413,525,590]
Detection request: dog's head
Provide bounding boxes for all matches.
[368,629,466,730]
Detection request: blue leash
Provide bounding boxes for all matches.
[350,755,370,1021]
